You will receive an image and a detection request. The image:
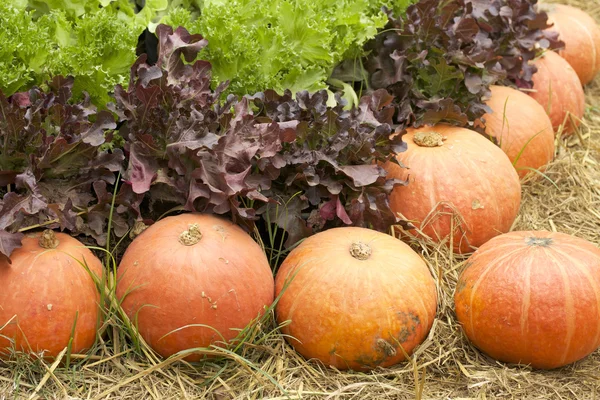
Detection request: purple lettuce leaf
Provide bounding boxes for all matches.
[115,25,408,248]
[334,0,563,130]
[0,76,133,259]
[0,230,24,263]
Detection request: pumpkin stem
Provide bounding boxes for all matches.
[130,220,148,240]
[526,237,553,247]
[350,241,372,260]
[413,131,445,147]
[39,229,59,249]
[179,224,202,246]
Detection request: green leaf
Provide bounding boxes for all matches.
[418,57,464,96]
[157,0,389,96]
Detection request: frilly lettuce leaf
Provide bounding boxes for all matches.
[1,0,145,107]
[111,25,407,249]
[0,3,54,96]
[336,0,563,130]
[158,0,389,96]
[0,76,141,261]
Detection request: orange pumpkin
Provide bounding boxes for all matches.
[383,124,521,254]
[543,3,600,85]
[484,85,555,178]
[274,227,437,371]
[116,213,274,360]
[455,231,600,369]
[530,51,585,135]
[0,230,102,358]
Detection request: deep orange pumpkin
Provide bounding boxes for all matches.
[543,3,600,85]
[454,231,600,369]
[484,85,555,178]
[530,50,585,135]
[116,213,274,360]
[274,227,437,371]
[0,230,102,358]
[383,124,521,254]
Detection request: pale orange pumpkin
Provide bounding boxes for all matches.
[530,50,585,135]
[484,85,555,178]
[455,230,600,369]
[116,213,274,360]
[383,124,521,254]
[0,230,102,358]
[543,3,600,85]
[275,227,437,371]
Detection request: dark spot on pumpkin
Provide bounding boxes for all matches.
[395,311,419,343]
[355,354,382,368]
[410,313,420,325]
[376,338,397,357]
[353,336,401,368]
[397,327,411,343]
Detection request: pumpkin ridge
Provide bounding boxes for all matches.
[285,255,330,317]
[470,153,504,243]
[467,246,528,341]
[550,246,600,352]
[558,242,600,262]
[409,279,435,334]
[542,249,577,365]
[519,255,534,357]
[384,258,436,333]
[426,154,444,237]
[566,14,597,74]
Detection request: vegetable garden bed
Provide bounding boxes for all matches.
[1,0,600,398]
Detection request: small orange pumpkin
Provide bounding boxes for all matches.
[543,3,600,85]
[484,85,555,178]
[530,50,585,135]
[275,227,438,371]
[383,124,521,254]
[455,230,600,369]
[0,230,103,358]
[116,213,274,360]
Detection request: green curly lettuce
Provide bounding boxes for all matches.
[49,7,143,106]
[0,3,54,96]
[0,1,144,106]
[160,0,394,96]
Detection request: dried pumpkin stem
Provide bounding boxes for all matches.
[527,237,553,247]
[413,131,445,147]
[129,221,148,240]
[179,224,202,246]
[350,241,372,261]
[39,229,59,249]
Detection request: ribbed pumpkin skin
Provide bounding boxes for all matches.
[455,231,600,369]
[530,51,585,135]
[484,85,555,178]
[0,232,102,358]
[116,213,274,361]
[383,124,521,254]
[545,4,600,85]
[275,227,438,371]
